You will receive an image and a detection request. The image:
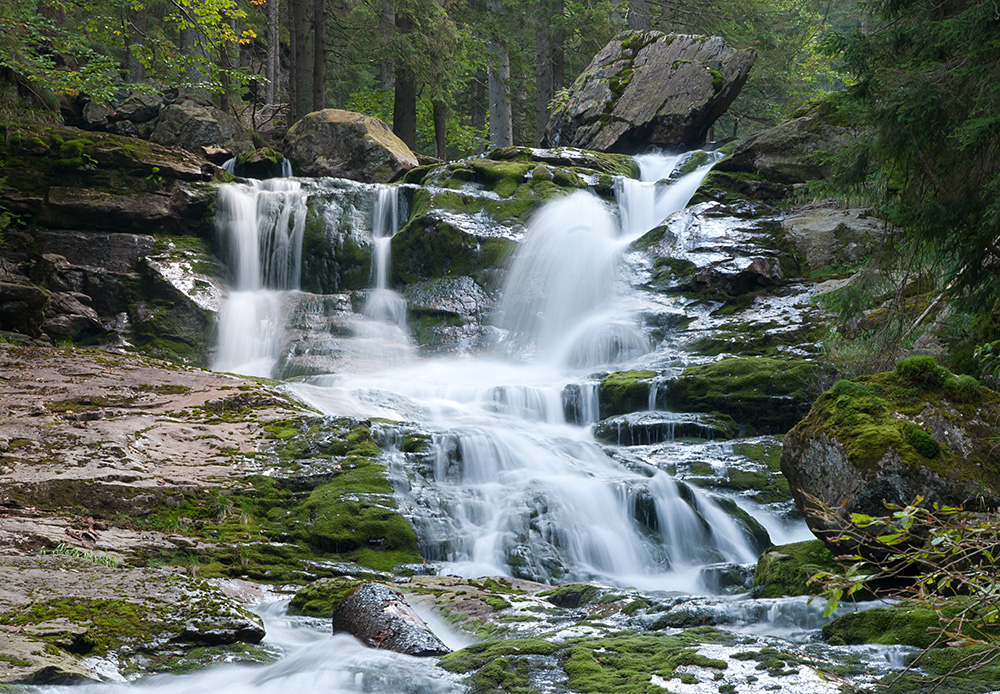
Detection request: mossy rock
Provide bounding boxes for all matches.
[599,370,656,418]
[233,147,287,179]
[821,606,943,649]
[288,577,365,618]
[664,357,830,434]
[753,539,834,599]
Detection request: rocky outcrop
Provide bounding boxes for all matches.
[781,357,1000,540]
[715,104,855,184]
[0,554,264,684]
[331,583,450,656]
[282,109,418,182]
[151,99,254,160]
[753,540,834,599]
[781,204,883,272]
[543,31,756,153]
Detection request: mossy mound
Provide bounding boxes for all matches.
[288,577,366,617]
[821,606,942,649]
[782,357,1000,541]
[753,539,834,599]
[137,418,422,580]
[664,357,829,434]
[599,370,657,418]
[233,147,287,179]
[391,147,634,287]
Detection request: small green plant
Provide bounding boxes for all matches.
[813,497,1000,688]
[38,542,120,568]
[144,166,164,190]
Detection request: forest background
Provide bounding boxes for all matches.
[2,0,999,361]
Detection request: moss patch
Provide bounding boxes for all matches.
[666,358,829,434]
[753,540,835,599]
[796,357,1000,476]
[599,370,656,418]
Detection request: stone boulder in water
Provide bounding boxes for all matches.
[542,31,756,153]
[282,109,418,182]
[781,356,1000,542]
[331,583,450,656]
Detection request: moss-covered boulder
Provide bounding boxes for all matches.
[391,147,634,286]
[0,554,265,684]
[543,31,756,153]
[0,122,217,235]
[752,539,834,599]
[599,370,657,417]
[781,356,1000,540]
[232,147,288,179]
[821,606,942,648]
[282,109,418,182]
[714,101,855,184]
[663,358,830,434]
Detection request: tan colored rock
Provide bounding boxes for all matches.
[282,109,418,182]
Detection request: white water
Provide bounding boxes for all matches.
[212,179,308,377]
[264,151,764,591]
[362,187,407,328]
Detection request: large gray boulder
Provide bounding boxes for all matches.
[715,105,855,184]
[151,99,253,159]
[283,109,418,182]
[781,358,1000,545]
[543,31,756,153]
[331,583,450,656]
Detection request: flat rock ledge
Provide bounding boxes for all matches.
[0,554,264,684]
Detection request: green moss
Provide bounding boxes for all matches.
[717,468,792,504]
[797,360,1000,476]
[135,418,421,579]
[821,607,942,648]
[541,584,603,608]
[0,598,163,656]
[753,540,835,599]
[439,638,561,673]
[706,68,724,92]
[287,578,364,617]
[562,632,727,694]
[599,370,656,418]
[481,595,512,610]
[667,358,828,434]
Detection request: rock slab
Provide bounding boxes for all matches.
[543,31,756,153]
[331,583,450,656]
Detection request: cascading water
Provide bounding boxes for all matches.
[283,149,763,591]
[212,179,308,377]
[362,187,407,328]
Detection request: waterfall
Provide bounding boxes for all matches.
[363,187,407,327]
[207,149,773,592]
[212,179,308,377]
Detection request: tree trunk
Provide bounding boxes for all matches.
[628,0,650,30]
[312,0,326,110]
[266,0,279,104]
[378,0,395,90]
[658,0,670,30]
[471,74,486,150]
[290,0,312,122]
[433,100,448,160]
[125,7,145,83]
[394,68,417,149]
[487,0,512,148]
[393,13,417,149]
[534,7,552,144]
